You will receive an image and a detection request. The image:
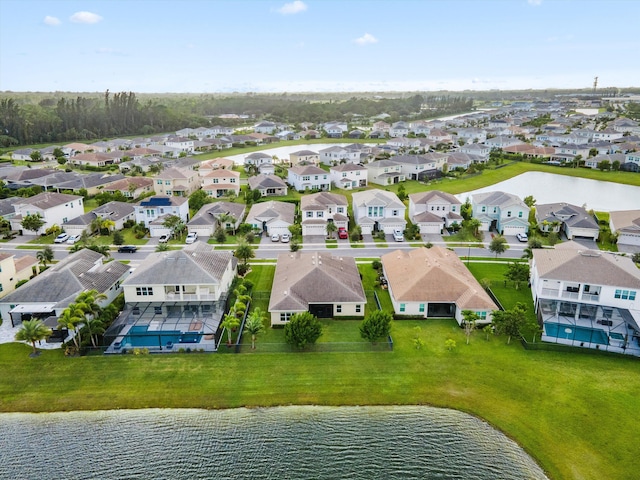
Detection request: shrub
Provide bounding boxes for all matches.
[372,260,382,270]
[237,263,250,276]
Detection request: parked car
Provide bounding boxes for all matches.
[392,229,404,242]
[338,227,348,239]
[271,233,280,242]
[117,245,138,253]
[516,232,528,242]
[280,233,291,243]
[66,234,81,244]
[185,232,198,244]
[54,233,69,243]
[158,234,170,243]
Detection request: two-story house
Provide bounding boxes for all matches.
[352,189,406,234]
[134,196,189,237]
[329,163,368,190]
[0,252,38,299]
[409,191,463,234]
[165,136,194,153]
[300,192,349,236]
[389,121,410,137]
[530,246,640,357]
[319,146,360,165]
[287,165,330,192]
[393,154,447,181]
[471,191,529,236]
[10,192,84,234]
[154,167,199,197]
[365,159,406,186]
[201,169,241,198]
[254,121,277,134]
[107,244,236,353]
[289,150,320,166]
[244,152,273,171]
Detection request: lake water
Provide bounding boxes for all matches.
[456,171,640,212]
[0,406,548,479]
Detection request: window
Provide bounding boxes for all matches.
[419,304,425,313]
[157,180,163,185]
[306,211,313,218]
[400,304,406,312]
[493,207,497,213]
[342,172,347,177]
[314,176,319,180]
[166,191,172,196]
[451,206,456,212]
[230,178,236,183]
[0,284,3,292]
[154,306,162,314]
[481,206,486,213]
[615,290,636,300]
[302,176,310,181]
[280,312,292,322]
[62,217,68,223]
[392,210,398,216]
[518,211,523,218]
[165,180,170,185]
[317,211,324,218]
[136,287,153,296]
[479,311,487,319]
[355,305,361,313]
[336,305,342,313]
[507,211,512,217]
[337,207,344,213]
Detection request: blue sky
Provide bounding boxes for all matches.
[1,0,638,93]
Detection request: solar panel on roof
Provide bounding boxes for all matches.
[141,197,172,206]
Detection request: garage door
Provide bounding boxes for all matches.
[383,224,404,234]
[303,224,326,236]
[419,224,441,234]
[503,225,526,236]
[268,226,291,236]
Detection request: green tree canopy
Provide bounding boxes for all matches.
[489,235,509,258]
[491,303,528,344]
[359,310,393,343]
[15,319,52,355]
[21,213,45,234]
[244,308,266,350]
[284,312,323,349]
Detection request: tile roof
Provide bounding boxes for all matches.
[188,202,246,226]
[14,192,82,210]
[248,174,287,190]
[381,247,498,310]
[301,192,348,210]
[352,189,404,209]
[246,201,295,224]
[409,190,461,206]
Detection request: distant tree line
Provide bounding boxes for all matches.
[0,90,473,147]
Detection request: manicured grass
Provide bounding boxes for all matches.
[2,323,639,480]
[88,229,149,246]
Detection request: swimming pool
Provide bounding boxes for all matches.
[544,323,609,345]
[119,325,202,349]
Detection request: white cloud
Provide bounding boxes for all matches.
[70,11,103,24]
[44,16,61,26]
[277,1,308,15]
[527,0,542,6]
[354,33,378,46]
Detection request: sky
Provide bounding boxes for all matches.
[1,0,639,93]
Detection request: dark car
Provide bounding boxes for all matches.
[117,245,138,253]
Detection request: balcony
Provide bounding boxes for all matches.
[165,292,218,301]
[541,288,560,297]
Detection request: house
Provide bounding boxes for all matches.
[55,172,126,196]
[134,196,189,234]
[287,165,330,192]
[10,192,84,234]
[323,121,348,137]
[198,157,235,174]
[471,191,529,236]
[102,177,154,199]
[105,244,236,353]
[393,154,446,181]
[64,142,93,156]
[365,159,406,186]
[63,201,135,237]
[244,152,273,171]
[446,152,485,170]
[300,192,349,236]
[201,169,241,198]
[352,189,406,234]
[165,136,194,153]
[389,121,410,137]
[254,121,277,134]
[11,148,36,161]
[483,136,524,149]
[584,153,627,170]
[381,247,498,324]
[153,167,199,197]
[530,247,640,357]
[535,203,599,240]
[409,191,463,234]
[245,201,295,237]
[187,202,246,238]
[426,129,453,144]
[0,249,129,330]
[319,146,360,165]
[248,174,288,197]
[0,253,38,299]
[329,163,368,190]
[460,143,491,158]
[68,152,124,167]
[268,251,366,326]
[609,210,640,252]
[289,150,320,166]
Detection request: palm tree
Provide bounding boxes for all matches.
[36,246,54,271]
[76,290,107,348]
[217,213,237,235]
[83,317,105,348]
[244,308,266,349]
[326,221,338,239]
[57,303,86,349]
[15,319,52,355]
[220,311,240,345]
[235,241,255,265]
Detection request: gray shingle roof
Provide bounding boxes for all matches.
[13,192,82,210]
[248,174,287,190]
[123,244,233,286]
[269,252,366,312]
[188,202,246,226]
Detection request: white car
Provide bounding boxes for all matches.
[271,233,280,242]
[516,232,528,242]
[280,233,291,243]
[392,229,404,242]
[66,234,81,244]
[54,233,69,243]
[185,232,198,244]
[158,234,170,243]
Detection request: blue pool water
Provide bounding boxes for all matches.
[121,326,201,348]
[544,323,609,345]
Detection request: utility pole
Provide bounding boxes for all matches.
[593,76,598,94]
